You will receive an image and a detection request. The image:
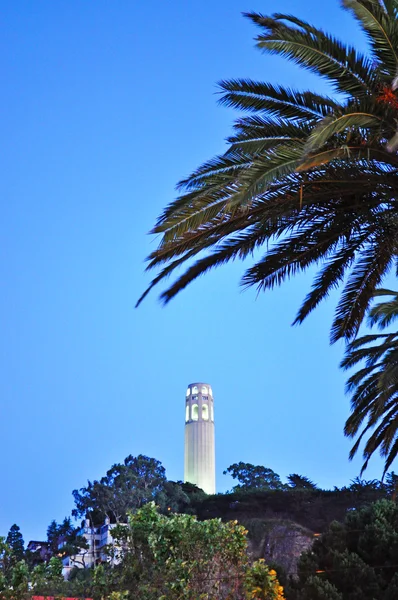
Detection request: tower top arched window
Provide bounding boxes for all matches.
[192,385,199,394]
[186,388,190,397]
[201,386,208,395]
[192,404,199,421]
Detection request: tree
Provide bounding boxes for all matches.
[0,538,11,589]
[72,454,167,523]
[0,537,86,600]
[288,499,398,600]
[6,524,24,562]
[0,537,29,600]
[8,561,29,599]
[46,517,88,561]
[179,480,208,506]
[224,462,285,491]
[341,289,398,475]
[111,502,285,599]
[31,557,65,596]
[347,476,383,493]
[156,480,212,515]
[155,480,190,513]
[384,471,398,497]
[139,1,398,344]
[0,541,66,600]
[287,474,318,490]
[47,519,60,554]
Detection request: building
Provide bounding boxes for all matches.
[61,518,119,579]
[184,382,216,495]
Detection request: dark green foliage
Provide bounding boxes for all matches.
[385,471,398,496]
[6,524,24,562]
[287,474,318,490]
[196,484,389,533]
[31,557,66,596]
[46,519,59,554]
[179,480,208,503]
[66,565,101,599]
[7,560,29,598]
[72,454,167,524]
[46,516,88,559]
[288,499,398,600]
[341,289,398,475]
[293,577,343,600]
[224,462,286,491]
[155,480,193,514]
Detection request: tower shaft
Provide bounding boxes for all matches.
[184,383,215,495]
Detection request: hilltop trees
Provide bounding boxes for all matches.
[224,463,285,491]
[72,454,168,524]
[287,474,318,490]
[224,463,323,492]
[71,454,202,525]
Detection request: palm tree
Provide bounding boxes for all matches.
[139,1,398,342]
[341,289,398,475]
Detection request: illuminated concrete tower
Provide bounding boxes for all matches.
[184,382,216,495]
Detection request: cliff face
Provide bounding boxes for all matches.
[244,518,314,576]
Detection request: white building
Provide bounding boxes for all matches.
[184,382,216,495]
[61,518,119,579]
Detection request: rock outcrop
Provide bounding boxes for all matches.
[245,518,314,575]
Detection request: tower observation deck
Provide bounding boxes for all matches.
[184,382,216,495]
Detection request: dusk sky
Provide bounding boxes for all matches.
[0,0,388,543]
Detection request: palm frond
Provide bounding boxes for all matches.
[368,289,398,327]
[343,0,398,77]
[218,79,339,119]
[294,235,368,323]
[342,289,398,474]
[331,227,395,342]
[245,12,377,95]
[379,0,398,18]
[305,111,383,154]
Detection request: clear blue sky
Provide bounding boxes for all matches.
[0,0,387,543]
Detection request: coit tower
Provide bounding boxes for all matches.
[184,382,216,495]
